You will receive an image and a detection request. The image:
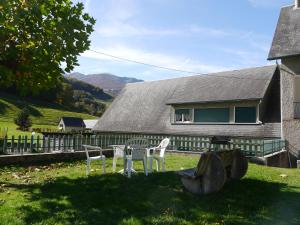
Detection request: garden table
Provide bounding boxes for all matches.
[109,142,149,176]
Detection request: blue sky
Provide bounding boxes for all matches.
[72,0,292,80]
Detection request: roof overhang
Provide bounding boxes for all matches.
[166,98,262,105]
[268,53,300,61]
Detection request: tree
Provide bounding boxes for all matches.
[14,107,32,131]
[0,0,95,95]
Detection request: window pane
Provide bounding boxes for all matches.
[194,108,229,122]
[235,107,256,123]
[175,113,183,122]
[175,109,192,122]
[183,112,192,122]
[175,109,189,115]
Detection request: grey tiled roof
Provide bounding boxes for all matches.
[93,65,280,138]
[268,5,300,60]
[61,117,85,127]
[166,66,276,105]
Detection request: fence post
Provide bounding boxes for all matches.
[47,136,51,153]
[37,135,40,152]
[63,135,67,152]
[53,136,56,152]
[30,135,34,153]
[58,136,61,151]
[17,135,21,155]
[24,136,28,154]
[42,136,46,153]
[11,135,15,154]
[3,136,7,154]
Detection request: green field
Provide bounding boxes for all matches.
[0,92,97,136]
[0,154,299,225]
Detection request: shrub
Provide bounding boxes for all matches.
[14,107,32,131]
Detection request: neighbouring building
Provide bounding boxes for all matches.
[268,1,300,159]
[58,117,86,132]
[84,119,99,130]
[93,1,300,166]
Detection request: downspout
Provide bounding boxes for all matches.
[257,100,262,124]
[279,65,284,140]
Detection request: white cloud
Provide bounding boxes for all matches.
[101,0,138,22]
[97,23,181,37]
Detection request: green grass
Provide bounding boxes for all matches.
[0,92,97,136]
[0,154,299,225]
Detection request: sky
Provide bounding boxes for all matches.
[72,0,293,81]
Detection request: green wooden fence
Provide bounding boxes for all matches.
[0,132,286,157]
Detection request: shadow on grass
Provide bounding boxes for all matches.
[5,172,300,225]
[0,93,42,117]
[0,101,9,115]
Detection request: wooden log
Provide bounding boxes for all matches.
[230,149,248,180]
[215,149,248,180]
[201,153,226,194]
[178,152,226,195]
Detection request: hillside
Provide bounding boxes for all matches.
[66,72,143,95]
[64,77,112,101]
[0,92,97,136]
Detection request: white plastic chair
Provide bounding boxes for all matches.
[124,138,149,178]
[83,145,106,175]
[111,145,125,172]
[147,138,170,173]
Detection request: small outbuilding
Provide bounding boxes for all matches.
[58,117,86,132]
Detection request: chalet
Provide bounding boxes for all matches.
[93,1,300,165]
[58,117,85,132]
[94,66,281,138]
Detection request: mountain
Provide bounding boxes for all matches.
[65,72,85,80]
[65,73,143,95]
[64,77,112,101]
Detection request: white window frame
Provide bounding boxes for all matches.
[173,102,260,125]
[174,108,193,123]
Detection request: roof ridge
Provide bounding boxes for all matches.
[127,65,277,86]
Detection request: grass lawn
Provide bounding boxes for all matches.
[0,92,97,136]
[0,154,299,225]
[0,123,58,137]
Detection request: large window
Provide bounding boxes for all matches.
[194,108,230,123]
[235,107,256,123]
[175,109,192,122]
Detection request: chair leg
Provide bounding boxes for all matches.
[128,159,132,178]
[149,157,153,173]
[162,158,166,172]
[86,160,90,176]
[112,156,117,172]
[102,157,106,174]
[157,159,161,172]
[156,160,159,171]
[143,158,148,176]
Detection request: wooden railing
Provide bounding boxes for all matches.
[0,132,286,157]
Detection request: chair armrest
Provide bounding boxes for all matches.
[146,147,159,156]
[82,145,103,155]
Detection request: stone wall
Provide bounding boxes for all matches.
[0,150,113,166]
